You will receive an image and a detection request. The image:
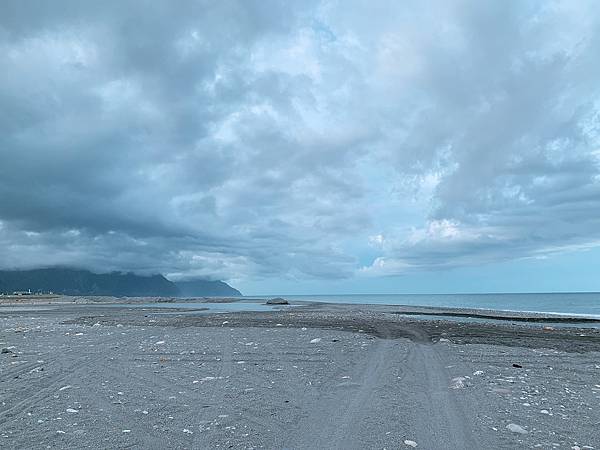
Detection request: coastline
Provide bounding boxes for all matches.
[3,294,600,322]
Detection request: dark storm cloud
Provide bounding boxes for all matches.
[1,0,600,281]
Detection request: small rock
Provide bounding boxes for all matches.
[506,423,528,434]
[404,440,418,447]
[66,409,78,413]
[310,338,322,344]
[450,377,466,389]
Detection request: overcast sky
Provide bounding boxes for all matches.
[2,1,600,294]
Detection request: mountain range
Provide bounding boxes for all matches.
[0,268,241,297]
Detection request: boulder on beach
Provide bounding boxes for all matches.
[266,297,289,305]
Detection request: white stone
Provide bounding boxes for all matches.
[506,423,528,434]
[450,377,466,389]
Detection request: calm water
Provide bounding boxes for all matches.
[0,301,278,314]
[250,293,600,318]
[94,301,277,313]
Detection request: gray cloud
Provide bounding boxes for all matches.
[1,0,600,283]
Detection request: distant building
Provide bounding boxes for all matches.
[12,289,32,296]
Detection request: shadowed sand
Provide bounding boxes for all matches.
[1,299,599,449]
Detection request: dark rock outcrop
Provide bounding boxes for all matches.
[174,280,241,297]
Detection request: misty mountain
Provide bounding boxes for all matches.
[175,280,241,297]
[0,268,241,297]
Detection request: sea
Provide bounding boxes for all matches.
[247,292,600,318]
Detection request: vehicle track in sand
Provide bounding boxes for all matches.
[283,332,396,449]
[283,323,479,450]
[407,343,479,449]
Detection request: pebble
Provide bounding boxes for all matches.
[506,423,528,434]
[450,377,466,389]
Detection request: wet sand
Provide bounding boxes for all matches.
[1,299,599,449]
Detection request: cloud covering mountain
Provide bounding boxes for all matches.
[1,1,600,287]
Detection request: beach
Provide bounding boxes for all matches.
[1,299,599,449]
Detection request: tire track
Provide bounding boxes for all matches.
[284,335,397,449]
[405,342,479,449]
[0,360,86,426]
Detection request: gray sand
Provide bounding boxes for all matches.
[1,300,599,449]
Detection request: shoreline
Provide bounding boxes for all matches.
[3,295,600,326]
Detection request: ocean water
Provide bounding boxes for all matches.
[251,293,600,318]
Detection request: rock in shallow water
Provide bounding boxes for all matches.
[266,297,289,305]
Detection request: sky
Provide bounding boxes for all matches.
[1,0,600,295]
